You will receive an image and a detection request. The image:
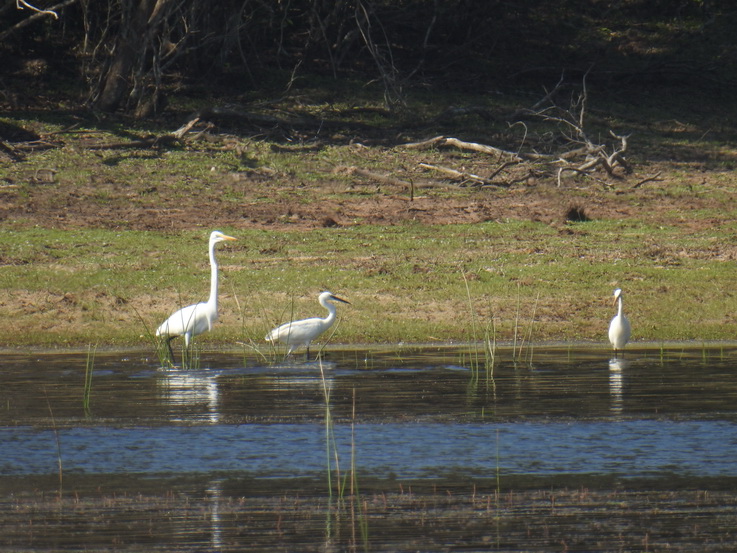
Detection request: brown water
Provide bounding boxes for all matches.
[2,345,737,552]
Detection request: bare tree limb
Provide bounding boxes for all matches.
[513,73,633,185]
[417,162,513,187]
[488,160,519,180]
[171,117,201,140]
[0,140,24,162]
[404,136,523,161]
[632,171,663,189]
[0,0,77,40]
[16,0,58,18]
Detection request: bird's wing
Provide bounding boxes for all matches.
[267,317,322,343]
[266,320,296,341]
[157,303,203,337]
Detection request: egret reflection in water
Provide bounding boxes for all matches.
[608,357,628,415]
[207,479,224,550]
[159,368,221,423]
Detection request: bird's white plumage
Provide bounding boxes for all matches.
[266,291,350,356]
[156,231,236,359]
[608,288,631,353]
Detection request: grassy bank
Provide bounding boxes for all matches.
[3,76,737,350]
[1,218,736,348]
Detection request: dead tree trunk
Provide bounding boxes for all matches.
[94,0,176,116]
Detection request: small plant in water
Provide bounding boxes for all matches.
[262,295,300,363]
[461,268,496,387]
[513,284,538,366]
[44,387,63,499]
[318,358,340,543]
[137,304,202,370]
[318,359,369,551]
[134,307,171,367]
[232,288,271,365]
[83,344,96,415]
[348,387,369,550]
[179,339,201,370]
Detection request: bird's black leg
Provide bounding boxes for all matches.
[166,337,176,366]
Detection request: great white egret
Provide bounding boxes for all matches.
[156,230,237,363]
[265,291,351,358]
[608,288,631,356]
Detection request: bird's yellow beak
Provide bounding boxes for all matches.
[332,295,351,305]
[222,234,237,241]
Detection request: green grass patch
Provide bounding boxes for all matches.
[1,219,737,348]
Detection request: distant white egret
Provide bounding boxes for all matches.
[265,291,351,358]
[608,288,631,356]
[156,230,237,363]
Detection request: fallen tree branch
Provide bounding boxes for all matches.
[632,171,663,189]
[488,160,520,180]
[6,140,57,154]
[513,70,634,186]
[567,131,630,177]
[0,141,24,161]
[557,166,589,187]
[418,162,502,187]
[171,117,200,139]
[404,135,524,161]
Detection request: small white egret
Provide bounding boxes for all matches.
[265,291,351,358]
[156,230,237,363]
[608,288,631,357]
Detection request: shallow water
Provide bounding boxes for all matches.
[2,345,737,551]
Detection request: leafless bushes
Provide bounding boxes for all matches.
[406,74,635,188]
[521,73,632,186]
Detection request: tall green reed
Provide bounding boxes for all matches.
[180,339,201,370]
[232,286,273,365]
[44,387,63,500]
[319,359,341,498]
[319,358,368,551]
[461,268,497,388]
[134,307,171,367]
[261,294,301,362]
[83,344,96,414]
[513,284,539,365]
[349,387,369,550]
[318,357,340,545]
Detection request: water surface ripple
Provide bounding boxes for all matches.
[2,419,735,478]
[2,346,737,483]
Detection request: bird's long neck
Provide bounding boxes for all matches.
[617,296,624,317]
[322,300,337,325]
[207,241,219,308]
